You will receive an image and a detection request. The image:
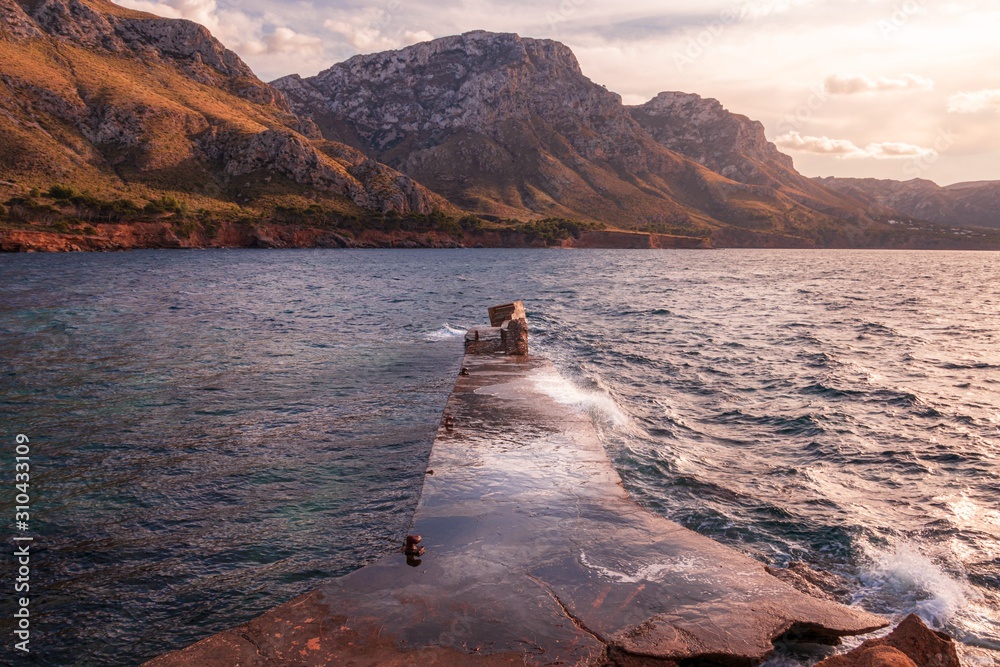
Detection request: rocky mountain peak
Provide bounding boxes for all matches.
[13,0,282,106]
[328,30,583,82]
[275,30,617,152]
[629,91,794,182]
[643,91,725,115]
[24,0,119,48]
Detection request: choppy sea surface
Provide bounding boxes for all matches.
[0,249,997,666]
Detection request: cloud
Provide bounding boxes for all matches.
[864,141,936,159]
[117,0,223,32]
[824,73,934,95]
[775,131,868,157]
[947,89,1000,114]
[775,131,936,160]
[117,0,320,57]
[242,27,323,57]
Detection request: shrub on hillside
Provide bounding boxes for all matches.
[517,218,603,245]
[48,184,76,199]
[144,195,185,215]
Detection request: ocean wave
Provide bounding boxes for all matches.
[857,321,900,337]
[857,541,972,628]
[423,323,468,341]
[531,369,629,427]
[714,408,825,437]
[942,361,1000,370]
[801,381,864,399]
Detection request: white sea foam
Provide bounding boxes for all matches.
[858,541,972,628]
[579,550,705,584]
[531,370,629,427]
[424,324,468,341]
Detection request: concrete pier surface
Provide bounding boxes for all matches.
[147,331,887,665]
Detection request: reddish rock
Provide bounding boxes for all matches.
[817,614,961,667]
[842,645,919,667]
[765,561,854,603]
[564,230,711,249]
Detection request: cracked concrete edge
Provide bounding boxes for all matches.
[143,588,537,666]
[526,573,610,656]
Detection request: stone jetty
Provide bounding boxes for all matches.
[146,302,887,666]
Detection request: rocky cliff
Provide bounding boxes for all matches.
[628,91,868,221]
[0,0,449,216]
[630,92,794,182]
[272,31,882,243]
[817,177,1000,229]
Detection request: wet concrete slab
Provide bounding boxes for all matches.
[146,354,887,666]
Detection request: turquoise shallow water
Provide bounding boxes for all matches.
[0,249,998,666]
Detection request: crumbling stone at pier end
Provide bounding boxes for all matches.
[465,300,529,356]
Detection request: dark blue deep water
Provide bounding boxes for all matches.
[1,249,998,666]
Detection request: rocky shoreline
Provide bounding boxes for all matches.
[0,223,712,252]
[7,221,1000,252]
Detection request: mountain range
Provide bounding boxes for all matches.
[815,177,1000,230]
[1,0,997,250]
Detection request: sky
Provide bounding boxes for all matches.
[115,0,1000,185]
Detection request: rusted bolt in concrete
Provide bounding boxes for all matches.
[444,415,455,430]
[460,367,470,376]
[404,535,425,557]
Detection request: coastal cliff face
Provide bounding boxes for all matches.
[272,31,877,241]
[816,177,1000,229]
[0,0,449,215]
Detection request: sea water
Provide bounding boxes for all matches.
[0,249,997,665]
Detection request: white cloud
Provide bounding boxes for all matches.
[864,141,937,159]
[947,89,1000,114]
[405,30,435,44]
[775,131,868,157]
[117,0,223,33]
[117,0,320,58]
[322,13,434,52]
[775,131,936,160]
[323,15,387,51]
[824,73,934,95]
[241,27,323,57]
